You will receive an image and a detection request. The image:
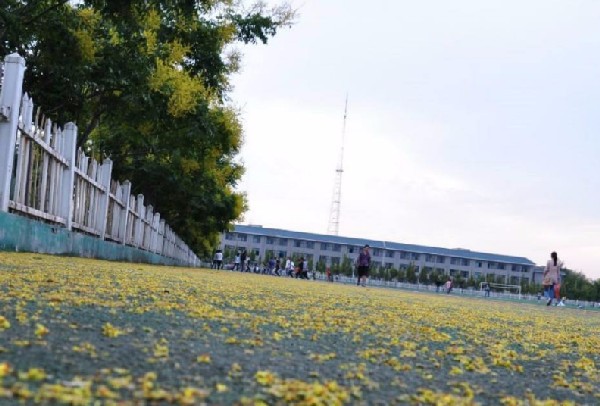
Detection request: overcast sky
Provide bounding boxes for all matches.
[229,0,600,279]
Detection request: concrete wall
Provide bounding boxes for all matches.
[0,210,191,267]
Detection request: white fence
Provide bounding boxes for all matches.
[0,53,199,266]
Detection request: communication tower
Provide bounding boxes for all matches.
[327,97,348,236]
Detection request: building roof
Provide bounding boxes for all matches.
[233,224,535,265]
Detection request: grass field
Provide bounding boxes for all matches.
[0,252,598,405]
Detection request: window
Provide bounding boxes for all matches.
[330,257,340,265]
[331,244,341,252]
[320,243,329,250]
[477,261,483,268]
[385,250,394,258]
[294,240,305,248]
[237,233,247,242]
[348,246,355,254]
[450,269,460,276]
[399,251,408,260]
[253,236,261,243]
[436,256,445,264]
[278,251,286,258]
[460,271,469,278]
[461,259,469,266]
[487,262,496,269]
[319,255,328,264]
[279,238,288,246]
[425,254,435,263]
[306,241,314,249]
[385,262,394,269]
[225,233,234,240]
[497,263,505,270]
[266,237,275,245]
[411,253,420,261]
[373,249,382,257]
[450,258,460,265]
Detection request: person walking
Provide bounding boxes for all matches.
[543,251,562,306]
[356,244,371,287]
[554,265,563,306]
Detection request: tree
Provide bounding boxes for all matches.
[406,263,417,284]
[418,267,429,284]
[0,0,294,255]
[339,255,353,277]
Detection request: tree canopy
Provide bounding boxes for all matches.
[0,0,293,254]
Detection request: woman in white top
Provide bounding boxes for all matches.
[543,251,562,306]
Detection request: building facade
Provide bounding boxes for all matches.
[219,225,536,284]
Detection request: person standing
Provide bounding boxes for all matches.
[215,250,223,269]
[234,251,241,271]
[543,251,562,306]
[296,257,304,279]
[445,278,453,294]
[356,244,371,287]
[240,249,247,272]
[212,251,219,269]
[484,282,491,297]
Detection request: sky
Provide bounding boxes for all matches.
[229,0,600,279]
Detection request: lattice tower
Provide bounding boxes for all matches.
[327,97,348,236]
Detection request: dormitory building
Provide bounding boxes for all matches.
[219,225,536,284]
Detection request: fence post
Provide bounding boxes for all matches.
[0,54,26,212]
[60,123,77,229]
[96,158,113,238]
[151,213,160,253]
[134,195,144,247]
[118,181,131,245]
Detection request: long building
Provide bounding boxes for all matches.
[219,225,536,284]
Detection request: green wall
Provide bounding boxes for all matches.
[0,211,191,267]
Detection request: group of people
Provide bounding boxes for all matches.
[215,247,567,307]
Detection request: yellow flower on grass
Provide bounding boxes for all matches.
[0,316,10,329]
[178,387,210,405]
[18,367,46,381]
[35,323,49,338]
[216,383,228,392]
[196,354,211,363]
[0,362,11,377]
[102,322,123,338]
[255,370,276,386]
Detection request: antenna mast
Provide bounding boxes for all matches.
[327,96,348,236]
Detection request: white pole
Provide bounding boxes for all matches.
[0,54,26,212]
